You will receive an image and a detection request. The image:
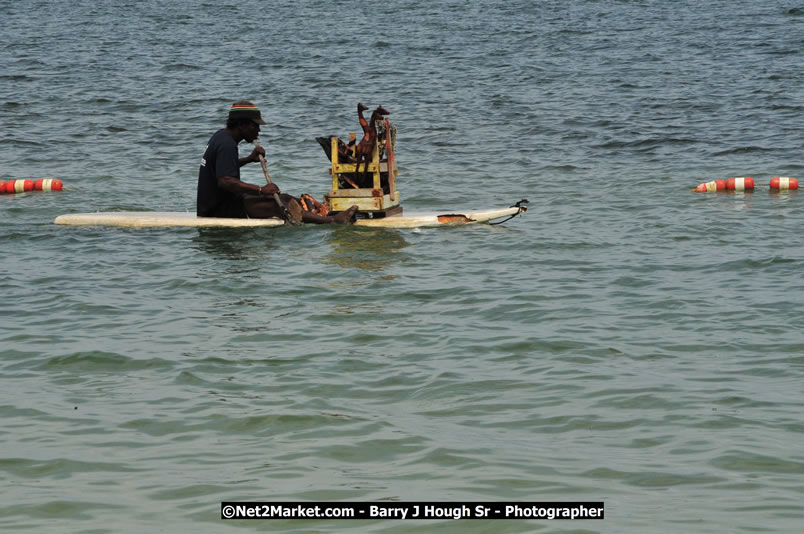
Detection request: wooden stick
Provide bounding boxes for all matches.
[254,141,301,225]
[383,119,397,201]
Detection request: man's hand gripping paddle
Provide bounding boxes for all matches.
[254,140,302,225]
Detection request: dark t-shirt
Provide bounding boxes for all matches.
[197,129,247,217]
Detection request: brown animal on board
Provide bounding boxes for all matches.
[299,193,330,216]
[354,103,390,185]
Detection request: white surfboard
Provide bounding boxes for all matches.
[53,211,285,228]
[356,207,523,228]
[53,207,524,229]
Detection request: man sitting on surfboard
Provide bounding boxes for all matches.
[197,101,358,224]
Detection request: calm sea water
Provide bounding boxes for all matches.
[2,1,803,532]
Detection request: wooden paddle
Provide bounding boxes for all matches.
[253,141,301,225]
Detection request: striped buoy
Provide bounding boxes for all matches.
[34,178,63,192]
[726,177,754,191]
[4,179,34,193]
[1,179,65,194]
[769,177,798,191]
[695,179,727,193]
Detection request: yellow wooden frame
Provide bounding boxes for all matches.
[325,125,400,213]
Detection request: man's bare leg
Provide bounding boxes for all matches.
[245,195,357,224]
[302,205,358,224]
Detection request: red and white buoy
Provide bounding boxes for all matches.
[1,178,64,194]
[726,177,754,191]
[34,178,63,192]
[695,179,727,192]
[3,179,34,193]
[769,177,798,191]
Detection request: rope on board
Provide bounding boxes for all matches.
[489,199,529,225]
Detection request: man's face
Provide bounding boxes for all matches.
[243,121,261,143]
